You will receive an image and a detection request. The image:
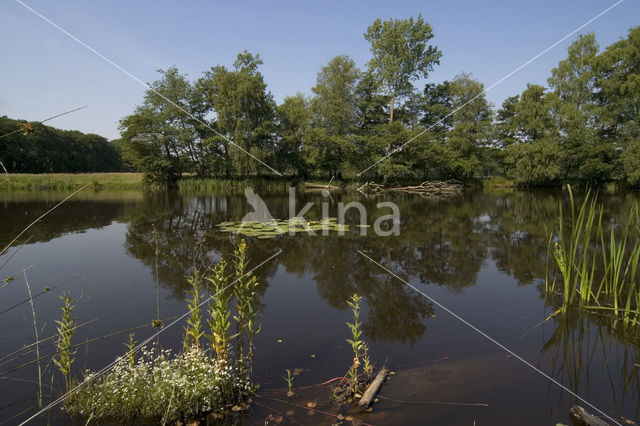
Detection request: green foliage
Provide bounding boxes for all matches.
[53,292,76,390]
[364,14,441,122]
[231,240,261,380]
[547,186,640,326]
[205,259,232,364]
[184,269,205,350]
[124,333,137,370]
[504,140,565,186]
[105,23,640,187]
[345,293,373,394]
[197,51,276,177]
[0,116,123,173]
[619,140,640,186]
[69,239,263,423]
[282,369,295,397]
[276,94,311,176]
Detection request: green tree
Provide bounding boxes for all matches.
[276,94,311,176]
[443,74,493,179]
[549,34,613,183]
[307,55,361,178]
[595,27,640,184]
[364,15,441,123]
[197,51,276,177]
[120,68,194,185]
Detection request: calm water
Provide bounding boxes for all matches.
[1,188,639,425]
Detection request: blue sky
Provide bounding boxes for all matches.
[1,0,638,140]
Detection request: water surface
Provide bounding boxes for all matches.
[1,188,639,425]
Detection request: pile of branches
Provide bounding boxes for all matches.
[354,180,464,196]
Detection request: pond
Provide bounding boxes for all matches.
[1,187,639,425]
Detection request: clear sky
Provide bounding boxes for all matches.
[1,0,638,140]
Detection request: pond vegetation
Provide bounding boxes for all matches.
[547,186,640,327]
[65,240,260,423]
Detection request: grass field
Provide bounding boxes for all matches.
[0,173,144,191]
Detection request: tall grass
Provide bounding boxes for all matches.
[0,173,143,191]
[547,186,640,326]
[178,176,294,193]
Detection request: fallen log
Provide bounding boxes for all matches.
[358,366,389,408]
[354,180,464,196]
[304,182,341,191]
[569,405,611,426]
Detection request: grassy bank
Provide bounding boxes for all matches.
[0,173,143,191]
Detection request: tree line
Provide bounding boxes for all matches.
[120,17,640,186]
[3,16,637,186]
[0,116,124,173]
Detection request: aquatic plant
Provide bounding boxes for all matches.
[549,187,599,309]
[65,345,253,423]
[331,293,376,407]
[53,292,76,390]
[205,258,233,365]
[232,240,261,380]
[282,369,295,397]
[65,239,263,423]
[124,333,137,369]
[184,268,205,350]
[547,186,640,325]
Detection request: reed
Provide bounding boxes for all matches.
[0,173,143,192]
[23,272,42,408]
[547,185,640,325]
[178,176,293,193]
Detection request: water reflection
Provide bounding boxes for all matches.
[3,188,640,424]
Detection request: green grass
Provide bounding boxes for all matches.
[481,176,517,189]
[178,176,295,193]
[547,186,640,326]
[0,173,143,191]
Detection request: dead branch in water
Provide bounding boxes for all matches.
[570,405,613,426]
[354,180,464,196]
[359,366,388,407]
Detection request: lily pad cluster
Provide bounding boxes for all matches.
[215,218,350,239]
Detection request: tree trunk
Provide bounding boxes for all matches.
[389,93,395,123]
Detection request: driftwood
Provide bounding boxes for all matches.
[569,405,612,426]
[358,366,389,408]
[304,182,342,191]
[354,180,464,196]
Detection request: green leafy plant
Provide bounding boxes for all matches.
[184,269,205,350]
[124,333,137,369]
[206,258,233,365]
[53,292,76,390]
[282,369,295,397]
[547,186,640,326]
[232,240,261,380]
[345,293,373,394]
